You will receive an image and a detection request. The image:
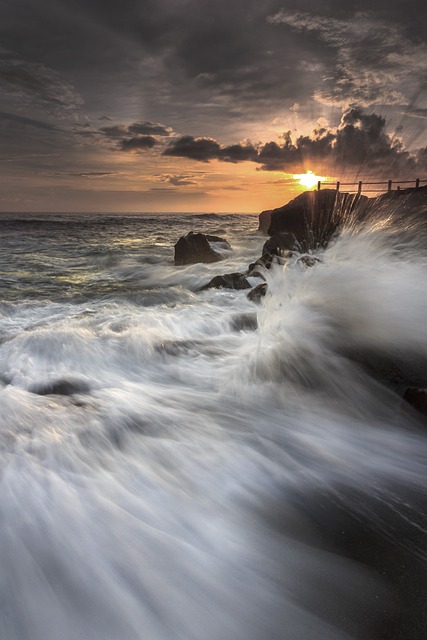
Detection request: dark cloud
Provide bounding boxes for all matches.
[163,108,425,177]
[100,125,129,139]
[268,10,427,108]
[220,143,259,163]
[2,0,426,143]
[100,121,170,152]
[259,108,421,175]
[128,122,172,136]
[0,111,59,131]
[163,136,258,163]
[120,136,157,151]
[101,122,171,139]
[1,0,426,211]
[163,136,222,162]
[0,50,83,115]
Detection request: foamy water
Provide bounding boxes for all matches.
[0,211,426,639]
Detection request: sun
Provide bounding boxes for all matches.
[293,170,326,189]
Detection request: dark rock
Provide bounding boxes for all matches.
[247,235,294,277]
[354,185,427,232]
[29,378,91,396]
[258,209,272,234]
[174,232,231,265]
[262,233,296,258]
[297,255,322,267]
[0,373,12,386]
[247,283,268,303]
[268,189,366,249]
[199,272,251,291]
[248,256,273,275]
[230,313,258,332]
[403,388,427,418]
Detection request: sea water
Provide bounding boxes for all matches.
[0,210,426,640]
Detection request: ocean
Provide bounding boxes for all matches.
[1,210,427,640]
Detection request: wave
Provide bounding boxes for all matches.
[0,210,427,639]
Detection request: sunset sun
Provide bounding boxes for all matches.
[293,170,326,189]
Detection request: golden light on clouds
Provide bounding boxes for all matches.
[293,170,326,189]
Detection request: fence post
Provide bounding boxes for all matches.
[416,178,420,189]
[388,180,392,192]
[358,181,362,195]
[317,181,321,191]
[336,181,340,192]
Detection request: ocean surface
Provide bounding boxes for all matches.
[1,210,427,640]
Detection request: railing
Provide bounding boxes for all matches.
[317,178,427,194]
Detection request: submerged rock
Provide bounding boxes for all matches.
[247,283,268,303]
[297,255,322,268]
[404,388,427,419]
[174,232,231,265]
[29,378,91,396]
[230,313,258,332]
[199,272,251,291]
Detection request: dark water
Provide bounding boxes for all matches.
[0,210,427,640]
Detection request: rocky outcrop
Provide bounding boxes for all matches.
[247,283,267,303]
[355,185,427,227]
[267,189,366,249]
[199,272,251,291]
[28,377,91,396]
[264,185,427,250]
[174,232,231,265]
[258,209,273,234]
[262,233,296,257]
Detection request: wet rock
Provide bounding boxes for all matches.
[0,373,12,386]
[268,190,365,249]
[248,258,271,280]
[297,255,322,268]
[29,378,91,396]
[174,232,231,265]
[258,209,273,234]
[230,313,258,332]
[247,283,268,303]
[262,233,296,258]
[199,272,251,291]
[403,388,427,418]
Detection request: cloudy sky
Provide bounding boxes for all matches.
[1,0,426,212]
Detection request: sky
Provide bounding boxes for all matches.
[1,0,427,212]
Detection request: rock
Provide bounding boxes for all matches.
[29,378,91,396]
[199,272,251,291]
[355,185,427,231]
[230,313,258,332]
[297,255,322,267]
[262,233,296,258]
[247,235,294,277]
[258,209,273,234]
[174,232,231,265]
[268,189,366,249]
[247,257,270,278]
[247,283,268,303]
[404,388,427,418]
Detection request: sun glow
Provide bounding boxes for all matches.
[293,170,326,189]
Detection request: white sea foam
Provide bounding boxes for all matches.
[0,212,426,639]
